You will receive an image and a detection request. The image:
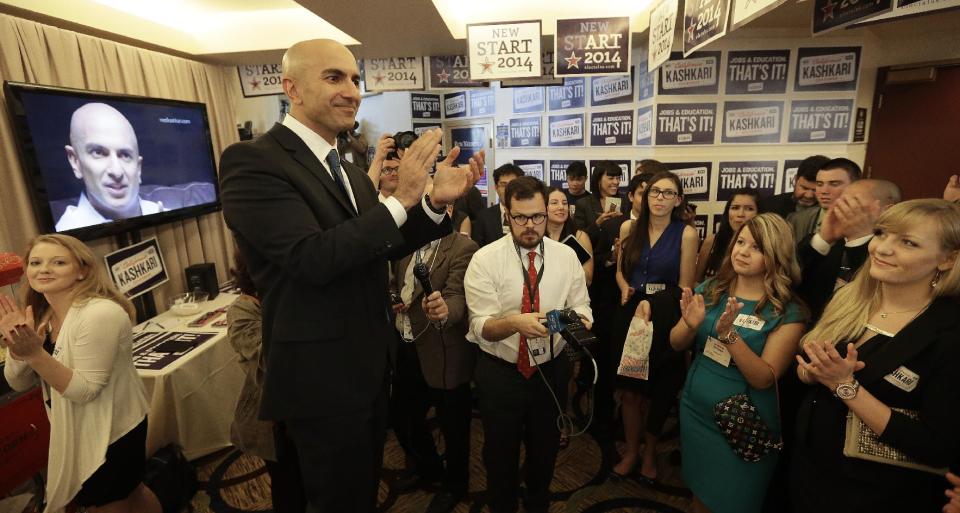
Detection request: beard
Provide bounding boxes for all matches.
[514,229,544,249]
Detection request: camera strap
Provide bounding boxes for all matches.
[514,239,545,308]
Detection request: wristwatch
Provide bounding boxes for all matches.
[423,194,447,215]
[834,379,860,400]
[720,328,740,345]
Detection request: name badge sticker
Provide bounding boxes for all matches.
[883,366,919,392]
[704,336,731,367]
[733,313,765,331]
[646,283,666,295]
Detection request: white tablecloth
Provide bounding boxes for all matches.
[135,293,245,461]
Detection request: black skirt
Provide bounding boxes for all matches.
[73,417,148,507]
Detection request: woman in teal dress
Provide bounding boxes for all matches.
[670,214,807,513]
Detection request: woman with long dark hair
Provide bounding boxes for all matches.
[696,188,761,282]
[609,171,698,481]
[546,186,594,285]
[572,160,627,245]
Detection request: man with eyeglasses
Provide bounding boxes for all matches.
[464,176,592,513]
[376,159,400,202]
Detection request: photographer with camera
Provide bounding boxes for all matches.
[464,176,593,513]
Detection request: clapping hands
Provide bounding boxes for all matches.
[679,288,706,330]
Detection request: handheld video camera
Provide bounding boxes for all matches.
[544,308,597,360]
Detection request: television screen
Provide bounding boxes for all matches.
[4,82,221,240]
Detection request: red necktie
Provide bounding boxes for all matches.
[517,251,539,379]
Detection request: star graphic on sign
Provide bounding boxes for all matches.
[564,52,581,69]
[373,73,385,85]
[249,78,261,90]
[437,69,451,83]
[822,0,837,20]
[686,23,695,42]
[480,57,494,74]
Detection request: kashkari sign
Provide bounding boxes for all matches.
[467,21,542,80]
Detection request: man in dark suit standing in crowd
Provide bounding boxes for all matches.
[219,39,483,513]
[760,154,828,219]
[472,163,523,247]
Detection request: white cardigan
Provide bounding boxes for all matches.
[3,298,148,513]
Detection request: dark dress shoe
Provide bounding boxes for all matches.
[425,490,463,513]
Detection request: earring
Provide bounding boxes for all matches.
[78,276,84,281]
[931,270,942,288]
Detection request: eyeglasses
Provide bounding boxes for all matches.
[381,167,399,175]
[509,213,547,225]
[648,187,679,199]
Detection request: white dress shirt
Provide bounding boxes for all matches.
[281,114,446,226]
[465,235,592,363]
[55,192,163,231]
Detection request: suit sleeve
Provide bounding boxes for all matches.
[441,237,479,327]
[220,142,443,287]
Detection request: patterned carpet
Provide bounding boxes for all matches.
[190,407,694,513]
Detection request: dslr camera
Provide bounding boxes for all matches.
[544,308,597,359]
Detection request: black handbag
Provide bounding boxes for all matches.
[713,365,783,463]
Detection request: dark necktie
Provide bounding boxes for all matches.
[325,149,355,214]
[517,251,539,379]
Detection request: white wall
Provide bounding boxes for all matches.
[232,74,284,137]
[356,91,414,139]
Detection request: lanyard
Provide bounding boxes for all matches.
[514,239,545,307]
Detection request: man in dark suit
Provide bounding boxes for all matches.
[392,232,478,513]
[472,163,523,247]
[219,39,483,513]
[760,154,828,219]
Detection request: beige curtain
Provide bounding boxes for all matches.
[0,13,239,313]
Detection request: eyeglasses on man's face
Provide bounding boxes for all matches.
[509,212,547,225]
[381,166,399,175]
[647,187,679,199]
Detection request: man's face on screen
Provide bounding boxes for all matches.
[65,103,143,219]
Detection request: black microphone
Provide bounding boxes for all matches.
[413,263,441,328]
[413,263,434,295]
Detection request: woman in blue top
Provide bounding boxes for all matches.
[670,213,806,513]
[610,171,698,480]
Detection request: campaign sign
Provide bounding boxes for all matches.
[717,161,778,201]
[590,111,633,146]
[555,17,631,76]
[513,87,545,113]
[444,92,467,119]
[721,101,784,143]
[788,99,854,143]
[510,117,542,147]
[500,52,563,87]
[694,214,710,240]
[666,162,712,201]
[451,127,486,165]
[549,160,584,188]
[514,160,545,180]
[783,159,803,193]
[104,237,168,299]
[637,49,657,101]
[467,21,542,80]
[591,67,634,106]
[725,50,790,94]
[659,52,720,95]
[411,93,442,120]
[590,160,631,186]
[850,0,960,26]
[683,0,731,56]
[636,106,654,146]
[429,55,486,88]
[362,57,424,92]
[496,123,510,148]
[548,114,585,146]
[731,0,789,28]
[656,103,717,145]
[237,63,283,97]
[413,122,442,138]
[649,0,680,71]
[813,0,892,33]
[469,89,496,116]
[795,47,861,92]
[548,78,586,110]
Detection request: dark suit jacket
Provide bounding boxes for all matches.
[760,191,798,219]
[393,232,478,389]
[572,194,631,247]
[795,234,870,322]
[471,203,506,248]
[219,123,451,420]
[795,297,960,512]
